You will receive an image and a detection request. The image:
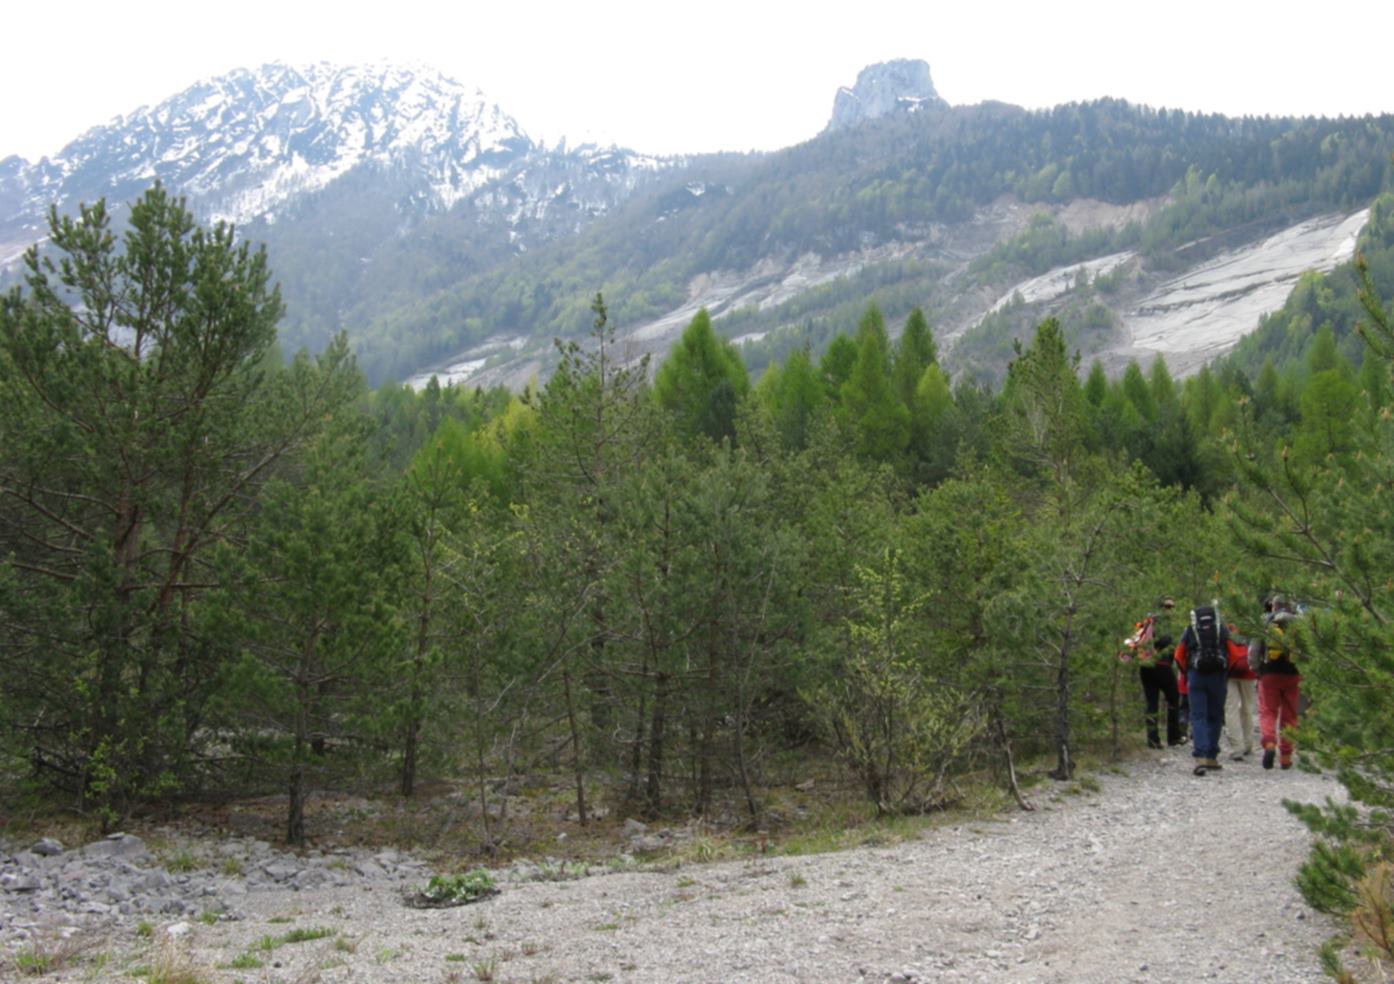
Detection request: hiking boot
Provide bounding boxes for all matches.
[1230,751,1247,762]
[1204,758,1222,770]
[1281,758,1293,770]
[1262,749,1276,770]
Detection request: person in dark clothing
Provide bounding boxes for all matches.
[1120,602,1182,748]
[1140,633,1182,748]
[1174,604,1248,775]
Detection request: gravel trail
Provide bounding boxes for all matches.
[7,746,1344,983]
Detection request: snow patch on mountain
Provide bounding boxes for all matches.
[1,62,538,229]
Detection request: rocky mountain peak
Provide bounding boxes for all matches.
[826,59,947,132]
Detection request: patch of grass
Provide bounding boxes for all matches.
[788,871,807,888]
[1077,775,1102,793]
[376,947,400,964]
[198,910,219,926]
[534,859,589,881]
[218,857,244,877]
[675,875,696,888]
[163,851,199,874]
[472,955,499,981]
[252,926,335,953]
[595,921,621,932]
[519,941,543,956]
[136,921,155,939]
[143,937,212,984]
[220,953,262,970]
[334,935,356,953]
[446,953,468,962]
[266,916,292,925]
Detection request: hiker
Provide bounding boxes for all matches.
[1174,603,1246,775]
[1120,605,1182,748]
[1224,623,1259,762]
[1251,596,1302,770]
[1157,598,1188,743]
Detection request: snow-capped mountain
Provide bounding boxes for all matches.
[0,60,671,265]
[0,61,677,365]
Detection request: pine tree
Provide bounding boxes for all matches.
[652,308,749,445]
[0,185,359,820]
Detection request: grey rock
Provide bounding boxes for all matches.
[826,59,947,133]
[2,873,42,892]
[78,832,150,862]
[135,870,173,893]
[261,861,300,882]
[30,838,64,857]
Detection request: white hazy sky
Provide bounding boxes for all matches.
[3,1,1392,162]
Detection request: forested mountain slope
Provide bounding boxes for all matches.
[4,59,1392,388]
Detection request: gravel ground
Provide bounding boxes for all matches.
[13,745,1346,983]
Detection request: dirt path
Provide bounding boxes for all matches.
[57,745,1339,984]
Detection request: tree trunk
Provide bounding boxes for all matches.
[1052,626,1075,780]
[563,667,588,825]
[645,671,668,819]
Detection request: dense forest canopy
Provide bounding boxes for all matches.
[5,176,1394,977]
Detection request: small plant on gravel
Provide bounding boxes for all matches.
[10,939,66,977]
[145,937,212,984]
[198,909,219,926]
[788,871,807,888]
[446,952,468,962]
[251,926,335,953]
[675,875,696,888]
[334,935,356,953]
[407,870,499,908]
[535,859,589,881]
[221,953,262,970]
[163,851,199,873]
[519,941,543,957]
[472,955,499,981]
[219,857,244,877]
[1078,775,1102,793]
[136,921,155,939]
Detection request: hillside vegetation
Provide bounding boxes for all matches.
[321,100,1394,386]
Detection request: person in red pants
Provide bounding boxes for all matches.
[1253,596,1301,769]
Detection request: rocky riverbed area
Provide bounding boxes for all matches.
[1,746,1353,983]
